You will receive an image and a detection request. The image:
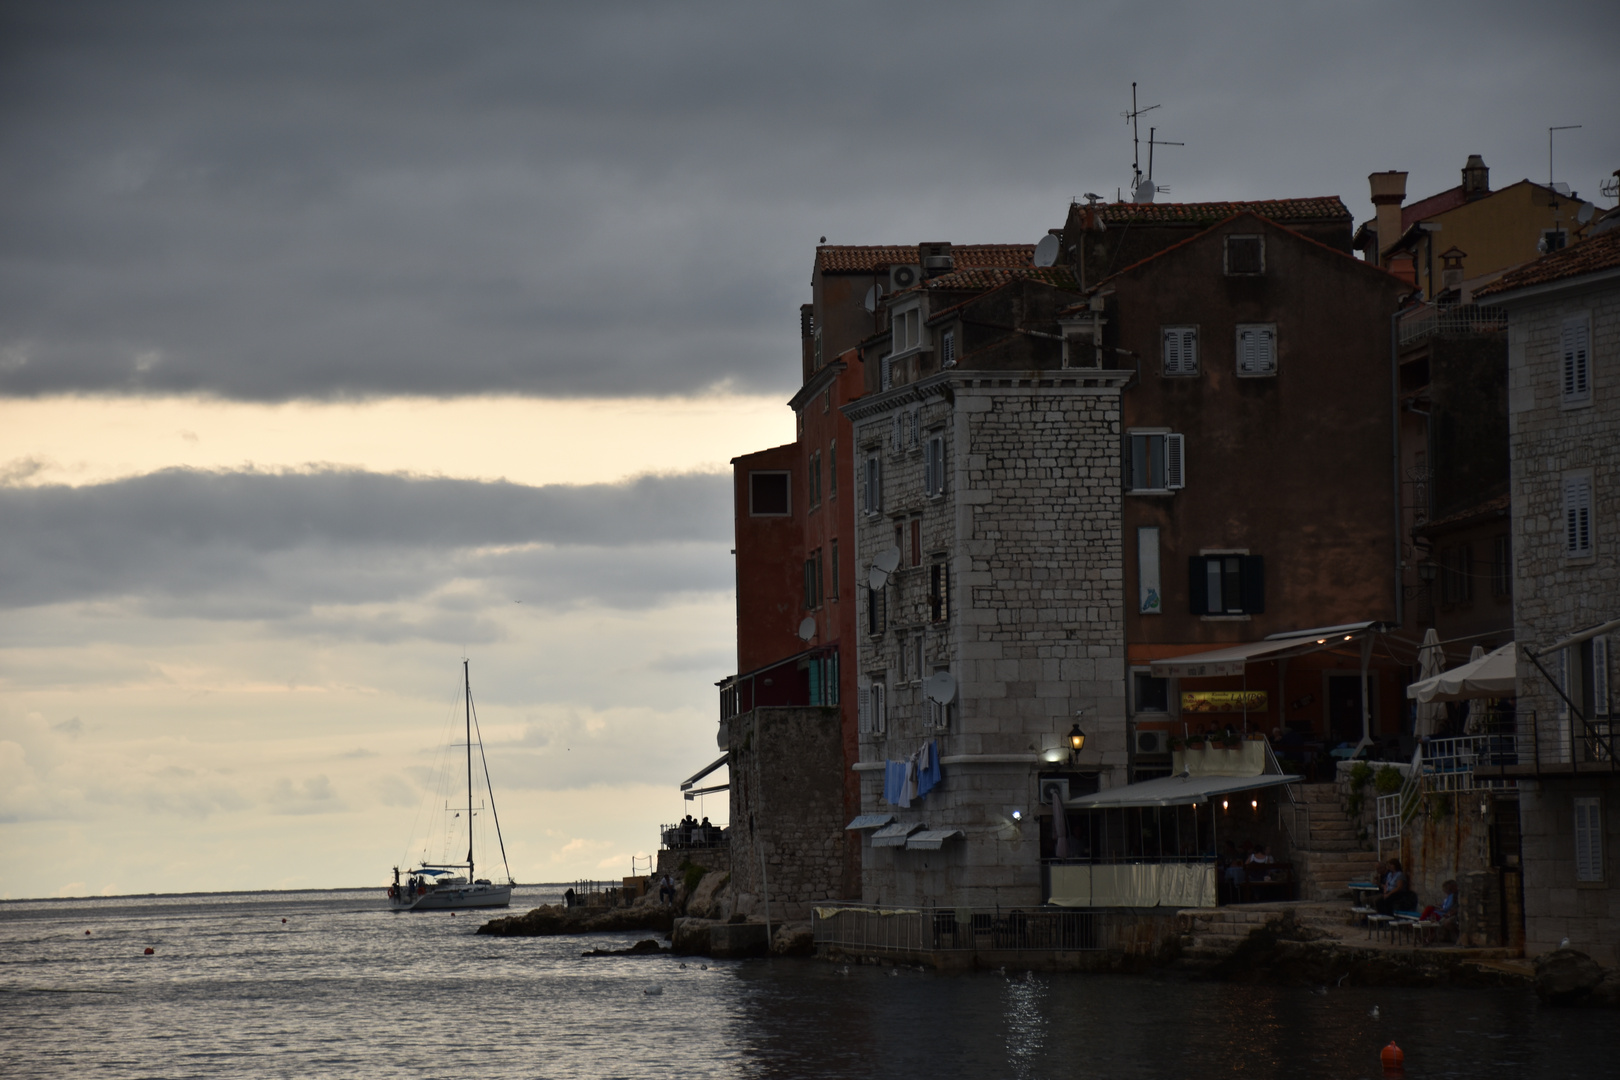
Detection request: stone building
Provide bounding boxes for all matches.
[1476,221,1620,962]
[843,264,1132,908]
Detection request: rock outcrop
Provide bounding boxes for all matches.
[1533,949,1609,1005]
[476,904,674,937]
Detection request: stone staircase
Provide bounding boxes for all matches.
[1288,782,1381,901]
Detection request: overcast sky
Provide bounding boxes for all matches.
[1,1,1615,897]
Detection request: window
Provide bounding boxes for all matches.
[907,407,920,451]
[1189,554,1264,616]
[1491,534,1512,597]
[803,551,822,610]
[924,434,946,497]
[749,471,790,516]
[830,540,839,600]
[1125,431,1186,492]
[1556,638,1609,723]
[1236,324,1277,377]
[891,413,903,452]
[1562,314,1591,406]
[1133,671,1169,713]
[866,585,886,635]
[1574,796,1603,882]
[1564,472,1593,558]
[863,454,882,515]
[1542,228,1569,253]
[891,307,920,354]
[880,354,894,391]
[941,329,956,368]
[928,667,955,729]
[913,634,926,686]
[829,441,837,497]
[909,518,922,567]
[1163,326,1199,376]
[860,679,888,735]
[929,561,949,622]
[1440,544,1474,605]
[1225,235,1264,275]
[808,450,822,508]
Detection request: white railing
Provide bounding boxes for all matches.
[1421,734,1521,793]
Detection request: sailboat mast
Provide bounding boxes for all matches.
[465,658,474,883]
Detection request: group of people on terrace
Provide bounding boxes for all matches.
[665,815,722,849]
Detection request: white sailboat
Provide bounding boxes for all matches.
[388,659,515,911]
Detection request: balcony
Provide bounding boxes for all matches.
[1398,303,1508,347]
[718,644,840,722]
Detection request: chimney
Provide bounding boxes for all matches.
[920,241,954,278]
[1462,155,1490,201]
[1368,171,1408,267]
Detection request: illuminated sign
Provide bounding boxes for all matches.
[1181,690,1268,713]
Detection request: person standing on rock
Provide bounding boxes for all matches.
[659,875,675,906]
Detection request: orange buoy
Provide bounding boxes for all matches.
[1381,1041,1405,1075]
[282,918,287,924]
[144,947,155,955]
[85,930,92,935]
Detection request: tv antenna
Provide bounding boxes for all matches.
[1147,127,1183,199]
[1121,82,1160,202]
[1548,124,1581,204]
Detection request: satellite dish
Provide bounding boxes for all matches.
[1033,234,1060,268]
[1133,179,1156,203]
[797,616,816,642]
[924,671,957,704]
[863,284,884,313]
[867,546,902,589]
[1578,202,1596,224]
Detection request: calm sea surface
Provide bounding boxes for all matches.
[1,887,1615,1079]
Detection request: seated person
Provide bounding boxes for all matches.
[1246,844,1276,881]
[1375,858,1418,916]
[1420,880,1458,931]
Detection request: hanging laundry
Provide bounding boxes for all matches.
[883,760,912,808]
[917,740,943,798]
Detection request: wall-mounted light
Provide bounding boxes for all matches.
[1069,722,1087,759]
[1011,809,1024,822]
[1251,799,1259,810]
[1222,799,1229,811]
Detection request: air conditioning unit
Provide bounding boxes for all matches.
[1038,778,1070,805]
[1135,730,1170,756]
[889,264,921,291]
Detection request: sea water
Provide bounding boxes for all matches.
[1,887,1615,1079]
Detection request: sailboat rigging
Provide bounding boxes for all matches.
[388,659,515,911]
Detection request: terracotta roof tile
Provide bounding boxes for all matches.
[815,244,1035,274]
[1413,491,1510,537]
[908,266,1079,292]
[1094,197,1350,225]
[1475,228,1620,298]
[1401,186,1467,230]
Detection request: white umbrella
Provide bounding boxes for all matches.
[1462,644,1487,733]
[1407,642,1517,703]
[1413,628,1446,737]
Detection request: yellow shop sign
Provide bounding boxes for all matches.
[1181,690,1268,713]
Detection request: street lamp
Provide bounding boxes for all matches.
[1068,722,1087,763]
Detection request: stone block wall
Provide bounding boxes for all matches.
[1518,775,1620,964]
[846,371,1130,908]
[726,705,848,921]
[1507,284,1620,742]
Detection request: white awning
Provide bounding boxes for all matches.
[870,822,924,847]
[1068,772,1301,809]
[845,814,897,831]
[905,829,964,850]
[1149,621,1381,678]
[1406,642,1516,702]
[679,754,729,791]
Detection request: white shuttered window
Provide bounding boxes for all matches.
[1236,324,1277,377]
[1595,636,1611,718]
[863,454,882,515]
[1564,473,1593,557]
[924,435,946,497]
[1562,315,1592,405]
[1574,796,1603,882]
[1163,326,1199,376]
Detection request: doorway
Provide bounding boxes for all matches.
[1325,673,1377,746]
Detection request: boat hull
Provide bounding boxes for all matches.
[391,884,513,911]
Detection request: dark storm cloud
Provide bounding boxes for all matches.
[0,1,1613,400]
[0,468,732,616]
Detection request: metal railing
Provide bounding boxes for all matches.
[1267,743,1312,851]
[660,823,727,850]
[1377,749,1423,857]
[1511,709,1618,770]
[813,905,1102,956]
[1398,303,1508,346]
[1420,734,1521,793]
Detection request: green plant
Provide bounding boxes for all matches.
[1168,735,1185,751]
[1348,762,1374,791]
[683,863,708,893]
[1374,765,1404,795]
[1185,732,1207,747]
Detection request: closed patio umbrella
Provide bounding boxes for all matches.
[1462,644,1487,734]
[1413,628,1445,738]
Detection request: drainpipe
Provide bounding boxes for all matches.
[1390,311,1404,630]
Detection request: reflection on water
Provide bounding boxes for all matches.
[1,889,1615,1079]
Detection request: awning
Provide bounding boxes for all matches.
[679,754,729,791]
[870,822,924,847]
[905,829,964,850]
[1406,642,1516,702]
[1068,772,1301,809]
[845,813,897,831]
[1149,621,1383,678]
